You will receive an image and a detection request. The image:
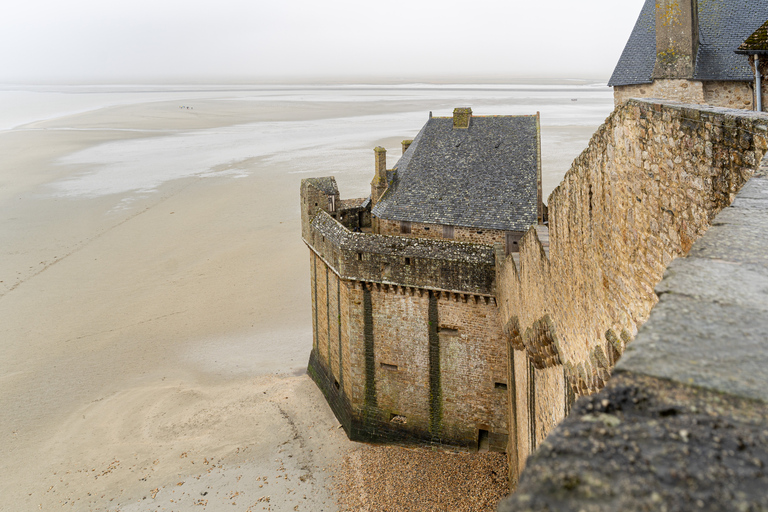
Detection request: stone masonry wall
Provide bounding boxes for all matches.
[307,256,509,451]
[377,218,516,247]
[615,79,768,112]
[703,81,758,110]
[497,99,768,483]
[613,80,705,107]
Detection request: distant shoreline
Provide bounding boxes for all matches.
[0,77,610,89]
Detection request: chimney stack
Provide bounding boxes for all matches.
[653,0,699,79]
[374,146,386,179]
[401,140,413,155]
[453,108,472,129]
[370,146,388,206]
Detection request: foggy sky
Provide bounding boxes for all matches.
[0,0,646,84]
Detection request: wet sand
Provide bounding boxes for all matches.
[0,91,603,511]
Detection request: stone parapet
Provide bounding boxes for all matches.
[498,154,768,511]
[305,210,497,297]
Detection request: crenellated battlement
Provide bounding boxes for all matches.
[305,209,497,297]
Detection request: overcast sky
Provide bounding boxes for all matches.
[0,0,646,84]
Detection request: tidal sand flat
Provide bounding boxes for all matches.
[0,84,612,511]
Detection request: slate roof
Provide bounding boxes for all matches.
[737,20,768,55]
[609,0,768,86]
[371,115,540,232]
[339,197,367,210]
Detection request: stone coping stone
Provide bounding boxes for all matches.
[498,373,768,511]
[630,97,768,126]
[616,175,768,404]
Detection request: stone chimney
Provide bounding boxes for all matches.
[453,108,472,129]
[370,146,387,206]
[401,140,413,155]
[653,0,699,79]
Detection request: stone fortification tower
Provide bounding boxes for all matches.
[300,108,544,452]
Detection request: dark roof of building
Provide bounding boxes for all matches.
[339,197,367,210]
[609,0,768,86]
[371,115,540,232]
[737,19,768,54]
[304,177,338,196]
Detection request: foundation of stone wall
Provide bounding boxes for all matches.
[498,99,768,483]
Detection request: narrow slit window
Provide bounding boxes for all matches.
[405,257,411,266]
[357,253,363,261]
[478,429,490,452]
[495,382,508,390]
[438,327,459,336]
[334,380,340,390]
[380,362,398,371]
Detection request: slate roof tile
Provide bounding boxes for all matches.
[737,19,768,54]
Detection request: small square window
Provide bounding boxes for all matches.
[390,414,407,424]
[405,257,411,265]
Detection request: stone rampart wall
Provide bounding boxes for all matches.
[497,99,768,482]
[498,155,768,512]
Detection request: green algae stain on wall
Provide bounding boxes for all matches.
[428,292,442,438]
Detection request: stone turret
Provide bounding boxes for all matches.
[653,0,699,79]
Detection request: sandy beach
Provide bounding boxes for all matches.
[0,85,608,511]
